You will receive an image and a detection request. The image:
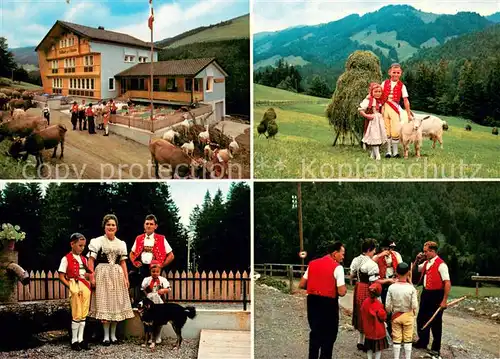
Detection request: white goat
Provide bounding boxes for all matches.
[162,129,179,143]
[400,116,423,159]
[229,136,239,155]
[181,140,194,156]
[198,125,210,143]
[415,114,448,149]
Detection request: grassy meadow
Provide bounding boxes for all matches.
[253,84,500,179]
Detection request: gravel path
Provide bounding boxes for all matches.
[0,338,198,359]
[255,284,500,359]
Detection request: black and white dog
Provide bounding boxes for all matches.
[136,297,196,349]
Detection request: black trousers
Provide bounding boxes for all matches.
[71,113,78,130]
[307,294,339,359]
[43,113,50,126]
[417,289,444,353]
[87,117,96,134]
[78,111,86,130]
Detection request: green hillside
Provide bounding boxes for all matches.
[254,84,328,104]
[9,46,37,67]
[158,14,249,49]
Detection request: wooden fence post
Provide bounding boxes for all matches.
[270,264,273,277]
[288,265,293,294]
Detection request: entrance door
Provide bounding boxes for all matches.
[215,101,224,121]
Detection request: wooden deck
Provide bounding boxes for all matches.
[197,329,251,359]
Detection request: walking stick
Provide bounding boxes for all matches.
[421,296,467,330]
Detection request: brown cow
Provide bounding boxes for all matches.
[149,138,201,179]
[9,124,67,169]
[0,116,47,142]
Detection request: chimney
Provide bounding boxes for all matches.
[98,26,105,30]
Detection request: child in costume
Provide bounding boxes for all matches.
[58,233,93,351]
[42,103,50,126]
[141,260,171,344]
[386,262,419,359]
[359,83,387,160]
[361,282,390,359]
[380,63,413,158]
[141,260,171,304]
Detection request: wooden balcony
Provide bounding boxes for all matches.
[123,90,204,104]
[45,65,101,78]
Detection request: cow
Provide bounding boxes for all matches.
[8,124,67,170]
[0,116,47,142]
[149,138,201,179]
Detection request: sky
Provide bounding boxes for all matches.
[0,181,249,228]
[253,0,500,33]
[0,0,250,48]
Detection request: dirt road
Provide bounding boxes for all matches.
[8,109,250,179]
[255,284,500,359]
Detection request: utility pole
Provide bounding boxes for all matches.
[187,234,191,272]
[298,182,304,273]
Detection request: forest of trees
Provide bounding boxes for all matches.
[254,182,500,286]
[0,37,39,85]
[253,59,305,94]
[0,182,250,273]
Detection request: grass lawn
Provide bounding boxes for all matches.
[254,84,500,179]
[0,140,37,179]
[448,285,500,299]
[0,77,42,90]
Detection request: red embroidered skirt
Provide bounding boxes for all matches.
[352,281,370,331]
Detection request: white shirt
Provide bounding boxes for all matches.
[381,80,409,100]
[141,276,171,304]
[360,258,380,283]
[386,282,419,314]
[58,253,86,279]
[350,254,371,280]
[303,265,345,287]
[418,256,450,287]
[88,235,128,263]
[131,233,173,265]
[358,98,381,112]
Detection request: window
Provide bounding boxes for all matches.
[109,78,115,91]
[139,78,145,90]
[52,78,62,94]
[91,79,94,90]
[51,60,58,74]
[84,55,94,72]
[185,78,192,92]
[124,55,135,62]
[166,78,176,91]
[121,79,127,94]
[153,78,160,91]
[139,56,148,63]
[194,78,201,92]
[206,76,213,92]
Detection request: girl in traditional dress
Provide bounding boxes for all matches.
[359,83,387,160]
[350,238,378,351]
[361,282,390,359]
[87,214,134,345]
[102,102,110,136]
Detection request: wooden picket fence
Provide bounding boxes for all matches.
[17,270,251,309]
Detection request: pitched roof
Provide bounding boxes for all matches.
[115,58,228,77]
[35,20,160,51]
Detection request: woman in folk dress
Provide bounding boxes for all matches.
[87,214,134,345]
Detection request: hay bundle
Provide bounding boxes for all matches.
[177,124,231,149]
[261,108,276,125]
[326,50,382,145]
[492,127,498,135]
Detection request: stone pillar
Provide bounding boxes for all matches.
[0,249,18,303]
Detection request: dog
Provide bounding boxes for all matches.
[136,297,196,349]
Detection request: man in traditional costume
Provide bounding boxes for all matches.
[299,242,347,359]
[380,63,413,158]
[129,214,174,304]
[412,241,451,359]
[78,99,87,131]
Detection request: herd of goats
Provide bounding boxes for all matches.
[0,88,242,179]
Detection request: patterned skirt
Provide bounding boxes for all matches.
[88,263,134,322]
[352,282,370,331]
[363,337,389,353]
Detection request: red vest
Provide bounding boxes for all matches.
[377,252,398,279]
[65,253,91,290]
[85,107,94,117]
[71,104,79,113]
[306,255,339,298]
[419,257,445,290]
[131,233,168,266]
[382,80,404,114]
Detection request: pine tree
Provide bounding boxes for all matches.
[0,37,16,78]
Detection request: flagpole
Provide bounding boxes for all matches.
[150,0,154,132]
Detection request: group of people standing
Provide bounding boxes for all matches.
[57,214,174,351]
[300,239,451,359]
[70,99,117,136]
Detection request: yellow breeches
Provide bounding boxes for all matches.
[383,103,401,141]
[392,311,414,343]
[69,279,91,321]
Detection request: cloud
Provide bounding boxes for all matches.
[1,0,247,48]
[252,0,500,33]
